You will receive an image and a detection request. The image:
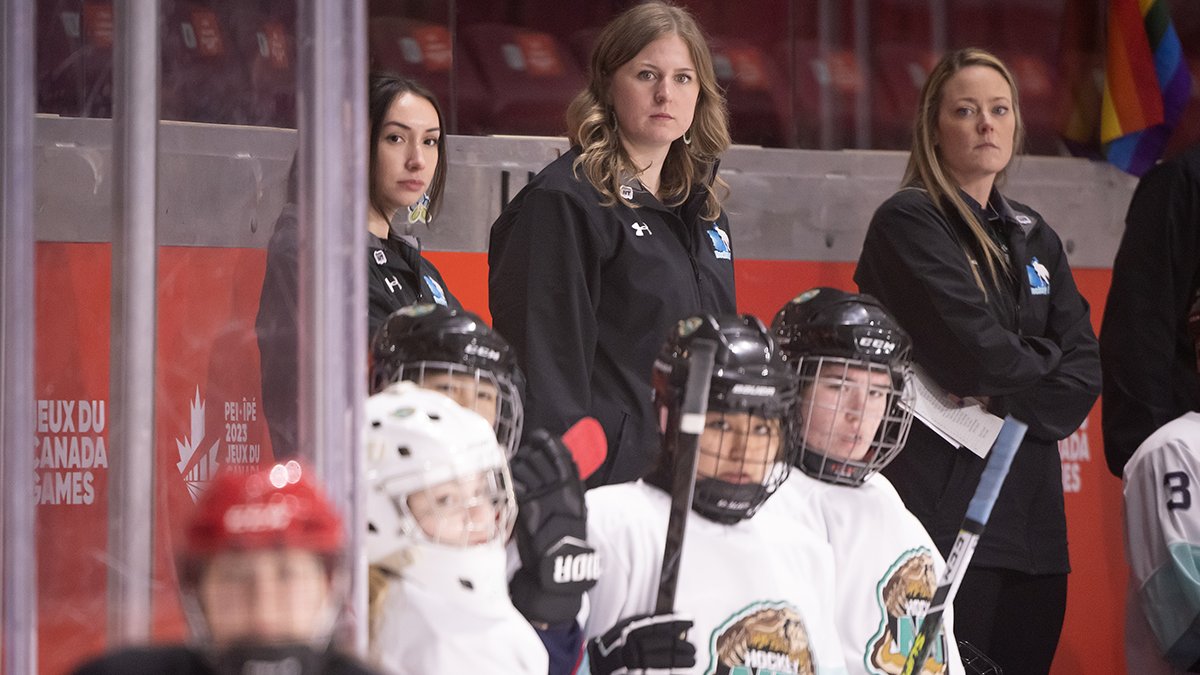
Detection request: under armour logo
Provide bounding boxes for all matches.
[631,222,652,237]
[384,276,401,293]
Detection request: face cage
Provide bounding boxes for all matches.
[396,360,523,458]
[384,463,517,548]
[674,404,796,524]
[793,355,914,487]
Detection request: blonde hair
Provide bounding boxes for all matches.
[903,48,1026,296]
[566,1,730,220]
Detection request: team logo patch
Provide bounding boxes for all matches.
[631,222,652,237]
[707,601,815,674]
[620,185,635,200]
[792,289,821,305]
[399,303,437,318]
[866,548,948,675]
[407,192,430,225]
[423,275,448,306]
[1025,257,1050,296]
[678,316,704,337]
[708,225,732,260]
[373,249,387,265]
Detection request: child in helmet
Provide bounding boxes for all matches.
[72,462,377,675]
[771,287,963,675]
[369,303,523,456]
[581,313,845,675]
[363,383,548,674]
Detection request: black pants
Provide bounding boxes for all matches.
[952,566,1068,675]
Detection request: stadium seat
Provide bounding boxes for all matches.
[785,40,866,149]
[160,1,254,124]
[226,1,297,128]
[708,36,788,147]
[459,23,585,136]
[871,43,938,150]
[368,17,489,135]
[37,0,114,119]
[998,50,1063,155]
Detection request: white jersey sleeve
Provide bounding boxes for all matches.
[1124,411,1200,674]
[770,472,962,675]
[583,480,847,675]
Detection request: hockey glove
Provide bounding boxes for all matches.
[509,429,599,625]
[587,613,696,674]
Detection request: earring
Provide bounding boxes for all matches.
[682,129,692,145]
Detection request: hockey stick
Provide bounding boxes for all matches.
[901,415,1028,675]
[655,338,717,614]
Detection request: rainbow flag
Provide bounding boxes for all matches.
[1100,0,1191,176]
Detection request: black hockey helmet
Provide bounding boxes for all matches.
[369,304,523,457]
[649,313,797,524]
[771,288,914,486]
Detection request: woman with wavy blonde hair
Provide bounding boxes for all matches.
[855,48,1100,674]
[489,1,737,486]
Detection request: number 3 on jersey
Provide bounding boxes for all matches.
[1165,471,1192,511]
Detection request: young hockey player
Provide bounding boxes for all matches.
[582,313,846,675]
[363,383,548,674]
[369,303,523,456]
[771,287,963,675]
[1123,291,1200,675]
[72,462,376,675]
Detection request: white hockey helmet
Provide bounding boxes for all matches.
[364,383,516,570]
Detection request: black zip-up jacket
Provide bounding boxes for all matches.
[256,206,460,457]
[855,186,1101,575]
[488,147,737,486]
[1101,145,1200,476]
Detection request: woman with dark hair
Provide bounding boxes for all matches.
[854,48,1101,674]
[256,72,459,458]
[488,1,735,487]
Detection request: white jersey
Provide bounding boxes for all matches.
[582,480,847,675]
[370,542,548,674]
[1123,411,1200,675]
[770,472,962,675]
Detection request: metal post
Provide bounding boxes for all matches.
[1,0,38,671]
[853,0,871,149]
[816,0,835,149]
[107,0,160,645]
[931,0,948,56]
[296,0,369,653]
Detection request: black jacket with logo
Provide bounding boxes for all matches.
[489,147,737,486]
[855,186,1101,575]
[256,207,460,457]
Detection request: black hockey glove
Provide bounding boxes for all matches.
[587,613,696,674]
[508,429,599,626]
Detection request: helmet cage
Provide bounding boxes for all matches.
[652,315,799,524]
[393,359,523,458]
[793,355,914,486]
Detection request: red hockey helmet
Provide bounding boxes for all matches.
[183,461,344,558]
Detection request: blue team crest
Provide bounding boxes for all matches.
[1025,257,1050,296]
[423,275,448,306]
[707,225,732,260]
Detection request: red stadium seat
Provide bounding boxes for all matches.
[999,50,1062,155]
[785,40,866,149]
[871,43,938,149]
[459,23,585,136]
[226,1,297,128]
[708,36,788,147]
[368,17,489,135]
[37,0,114,118]
[160,1,254,124]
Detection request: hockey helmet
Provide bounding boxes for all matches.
[650,313,797,524]
[771,288,915,486]
[364,383,516,571]
[369,303,524,458]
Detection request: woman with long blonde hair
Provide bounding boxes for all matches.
[489,1,735,487]
[854,48,1101,674]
